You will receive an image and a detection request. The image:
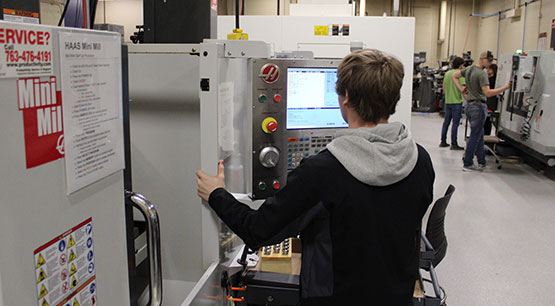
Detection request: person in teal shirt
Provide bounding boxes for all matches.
[440,57,465,150]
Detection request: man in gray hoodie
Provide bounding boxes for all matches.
[197,49,435,305]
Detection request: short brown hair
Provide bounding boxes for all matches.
[336,49,404,123]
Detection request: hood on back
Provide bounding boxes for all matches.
[326,122,418,186]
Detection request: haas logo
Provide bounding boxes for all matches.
[260,64,280,84]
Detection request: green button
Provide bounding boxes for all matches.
[258,181,267,191]
[258,94,267,103]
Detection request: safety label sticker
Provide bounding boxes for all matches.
[314,24,350,36]
[2,8,40,24]
[314,25,329,36]
[34,218,97,306]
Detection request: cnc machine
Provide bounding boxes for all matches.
[127,17,415,306]
[497,51,555,167]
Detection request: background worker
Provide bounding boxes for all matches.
[440,57,466,150]
[452,51,511,172]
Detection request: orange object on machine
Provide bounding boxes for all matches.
[227,296,245,302]
[230,286,247,292]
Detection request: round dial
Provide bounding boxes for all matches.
[259,147,280,168]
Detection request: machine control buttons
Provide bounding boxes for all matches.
[287,135,335,170]
[274,94,282,103]
[258,94,268,103]
[259,147,280,168]
[272,180,281,190]
[258,181,267,191]
[262,117,278,134]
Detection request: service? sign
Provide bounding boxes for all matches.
[0,22,53,78]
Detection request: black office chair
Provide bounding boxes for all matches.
[414,185,455,306]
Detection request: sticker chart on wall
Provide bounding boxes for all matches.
[34,218,97,306]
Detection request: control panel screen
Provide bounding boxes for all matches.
[286,67,348,129]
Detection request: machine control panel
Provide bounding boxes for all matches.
[250,59,346,199]
[287,136,333,169]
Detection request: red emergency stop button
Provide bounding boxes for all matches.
[274,94,282,103]
[262,117,278,134]
[272,180,281,190]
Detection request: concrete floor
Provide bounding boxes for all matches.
[411,113,555,305]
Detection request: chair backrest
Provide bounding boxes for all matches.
[425,184,455,267]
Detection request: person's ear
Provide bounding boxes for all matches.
[342,91,350,107]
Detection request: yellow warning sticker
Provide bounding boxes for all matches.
[68,235,76,248]
[39,284,48,299]
[70,263,77,276]
[34,218,95,306]
[36,253,46,269]
[314,25,329,36]
[69,249,76,262]
[37,268,47,283]
[70,276,78,289]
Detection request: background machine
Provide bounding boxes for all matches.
[496,51,555,168]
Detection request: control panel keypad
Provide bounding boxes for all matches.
[287,136,334,169]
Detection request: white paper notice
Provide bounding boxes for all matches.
[58,30,124,194]
[0,21,53,78]
[218,82,234,153]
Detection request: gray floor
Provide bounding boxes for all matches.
[411,113,555,305]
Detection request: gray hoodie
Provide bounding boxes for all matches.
[326,122,418,186]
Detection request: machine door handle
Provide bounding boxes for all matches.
[127,191,163,306]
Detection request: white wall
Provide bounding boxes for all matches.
[475,0,555,57]
[413,2,439,66]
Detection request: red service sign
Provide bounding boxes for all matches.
[17,76,64,168]
[0,23,53,78]
[211,0,218,12]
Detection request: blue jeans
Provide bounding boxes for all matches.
[441,104,462,146]
[464,102,487,167]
